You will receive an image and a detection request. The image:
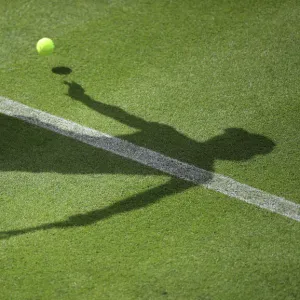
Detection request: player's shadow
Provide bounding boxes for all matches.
[0,82,276,239]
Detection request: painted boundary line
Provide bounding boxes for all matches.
[1,97,299,222]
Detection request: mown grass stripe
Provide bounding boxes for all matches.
[1,96,299,222]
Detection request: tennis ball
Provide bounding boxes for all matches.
[36,38,55,56]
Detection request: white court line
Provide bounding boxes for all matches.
[1,96,299,222]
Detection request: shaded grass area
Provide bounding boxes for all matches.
[0,109,275,239]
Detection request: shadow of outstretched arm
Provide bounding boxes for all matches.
[0,178,194,240]
[64,81,149,130]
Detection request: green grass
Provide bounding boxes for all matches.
[1,0,300,299]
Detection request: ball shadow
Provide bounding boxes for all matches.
[52,66,72,75]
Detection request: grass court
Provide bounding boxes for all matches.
[0,0,300,299]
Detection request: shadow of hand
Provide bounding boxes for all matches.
[64,81,86,101]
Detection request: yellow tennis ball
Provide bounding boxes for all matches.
[36,38,55,56]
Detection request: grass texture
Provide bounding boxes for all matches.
[1,0,300,299]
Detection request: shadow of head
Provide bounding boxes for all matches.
[206,128,276,161]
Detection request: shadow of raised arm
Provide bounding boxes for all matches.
[64,81,149,130]
[0,178,193,240]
